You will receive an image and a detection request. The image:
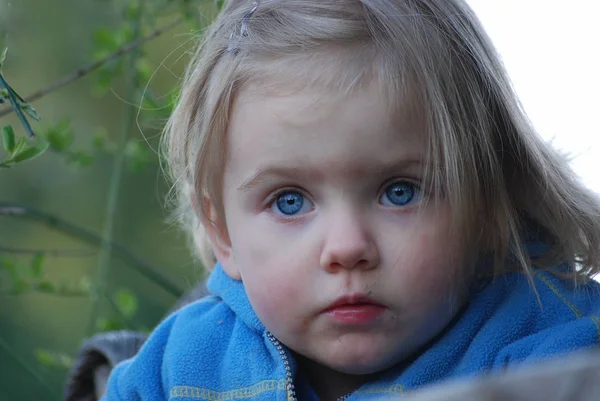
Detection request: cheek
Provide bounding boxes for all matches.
[231,211,313,262]
[229,217,316,329]
[384,215,467,306]
[246,271,300,323]
[242,263,313,339]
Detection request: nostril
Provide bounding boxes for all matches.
[319,228,379,271]
[357,258,377,270]
[328,262,343,271]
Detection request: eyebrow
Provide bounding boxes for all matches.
[236,159,424,192]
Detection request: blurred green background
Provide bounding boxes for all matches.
[0,0,216,399]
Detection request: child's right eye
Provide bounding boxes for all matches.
[271,190,313,216]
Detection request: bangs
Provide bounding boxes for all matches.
[238,45,416,111]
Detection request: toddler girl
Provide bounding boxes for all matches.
[103,1,600,400]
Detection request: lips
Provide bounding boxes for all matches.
[323,295,385,325]
[325,295,381,310]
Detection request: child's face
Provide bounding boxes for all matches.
[210,82,471,376]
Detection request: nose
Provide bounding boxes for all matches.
[319,209,379,272]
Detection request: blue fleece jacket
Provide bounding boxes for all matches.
[102,263,600,401]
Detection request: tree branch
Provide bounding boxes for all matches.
[0,202,183,297]
[5,289,89,298]
[0,245,95,257]
[0,17,184,119]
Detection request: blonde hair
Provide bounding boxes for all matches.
[162,0,600,281]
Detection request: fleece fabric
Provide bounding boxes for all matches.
[102,263,600,401]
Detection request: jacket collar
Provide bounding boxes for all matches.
[207,263,266,333]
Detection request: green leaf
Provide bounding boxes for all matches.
[0,257,15,271]
[135,58,153,84]
[124,2,141,21]
[11,278,29,294]
[92,66,120,95]
[36,280,56,293]
[113,288,138,318]
[34,349,73,369]
[11,137,27,155]
[93,27,120,53]
[117,26,134,45]
[65,150,94,168]
[10,142,49,163]
[34,349,54,367]
[45,119,73,152]
[57,352,74,369]
[0,75,38,137]
[141,94,161,110]
[92,129,112,153]
[0,258,16,275]
[20,103,40,121]
[30,253,44,278]
[2,125,15,153]
[96,318,124,332]
[125,140,152,171]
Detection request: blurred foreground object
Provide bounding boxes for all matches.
[64,331,148,401]
[402,349,600,401]
[64,281,208,401]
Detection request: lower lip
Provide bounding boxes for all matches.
[324,304,385,325]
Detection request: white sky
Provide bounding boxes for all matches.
[467,0,600,195]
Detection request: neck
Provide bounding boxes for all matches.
[295,354,380,401]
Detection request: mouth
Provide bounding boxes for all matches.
[323,295,386,325]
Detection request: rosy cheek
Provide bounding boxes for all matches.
[246,271,302,333]
[390,223,463,297]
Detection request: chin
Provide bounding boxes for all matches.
[334,364,385,376]
[324,350,399,376]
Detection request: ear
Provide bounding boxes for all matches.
[193,192,242,280]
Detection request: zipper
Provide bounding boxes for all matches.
[266,331,354,401]
[266,332,297,401]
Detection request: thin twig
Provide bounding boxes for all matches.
[5,289,89,298]
[0,245,95,257]
[0,73,37,136]
[0,17,184,119]
[0,202,183,297]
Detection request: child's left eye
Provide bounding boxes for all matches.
[380,181,420,207]
[271,190,313,216]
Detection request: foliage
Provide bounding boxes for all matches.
[0,0,222,398]
[0,48,48,168]
[1,124,48,168]
[0,48,41,138]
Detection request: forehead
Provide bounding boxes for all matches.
[225,81,427,179]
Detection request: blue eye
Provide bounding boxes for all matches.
[380,181,419,206]
[273,191,312,216]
